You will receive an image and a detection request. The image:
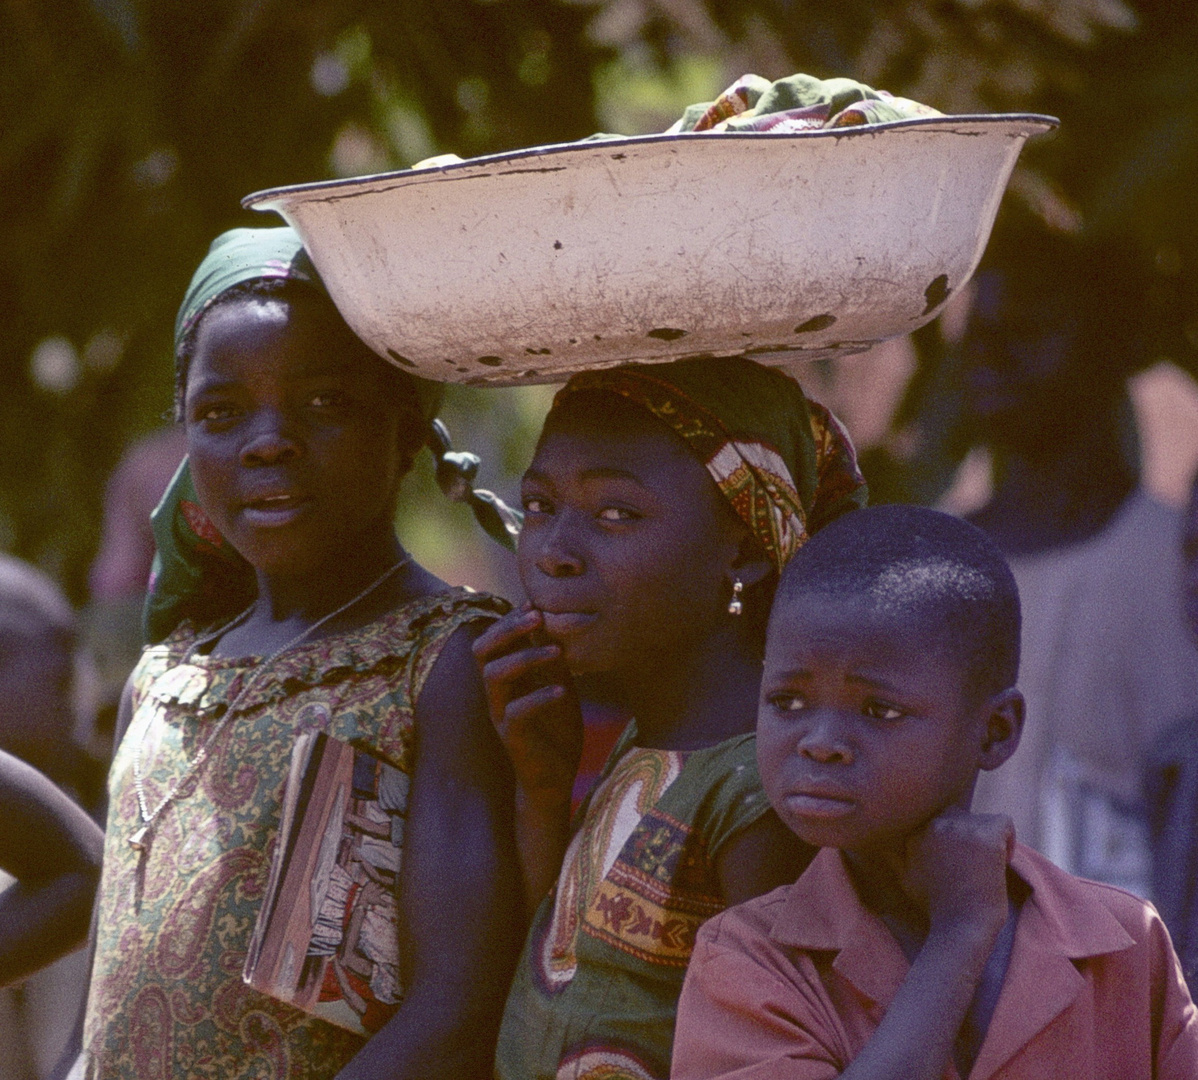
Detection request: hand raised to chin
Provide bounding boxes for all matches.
[900,810,1014,939]
[472,605,584,813]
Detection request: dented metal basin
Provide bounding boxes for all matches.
[243,114,1056,386]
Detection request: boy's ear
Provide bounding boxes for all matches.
[978,687,1024,772]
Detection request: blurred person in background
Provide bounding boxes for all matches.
[0,751,103,1080]
[0,555,101,1079]
[0,556,93,799]
[1145,468,1198,994]
[959,220,1198,894]
[84,424,187,756]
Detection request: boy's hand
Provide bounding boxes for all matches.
[901,810,1013,937]
[472,606,584,814]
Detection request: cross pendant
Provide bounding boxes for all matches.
[128,825,150,852]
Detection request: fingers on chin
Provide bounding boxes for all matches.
[474,609,542,656]
[505,684,567,723]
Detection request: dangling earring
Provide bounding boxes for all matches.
[728,579,744,616]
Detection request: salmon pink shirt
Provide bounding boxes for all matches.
[673,844,1198,1079]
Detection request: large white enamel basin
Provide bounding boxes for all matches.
[244,115,1056,386]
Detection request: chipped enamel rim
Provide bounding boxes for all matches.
[242,114,1058,386]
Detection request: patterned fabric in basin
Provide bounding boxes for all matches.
[670,72,941,135]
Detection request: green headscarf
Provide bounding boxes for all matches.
[176,227,319,347]
[145,226,517,643]
[555,358,868,575]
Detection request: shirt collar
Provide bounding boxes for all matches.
[769,843,1139,1078]
[771,844,1134,964]
[769,846,907,1005]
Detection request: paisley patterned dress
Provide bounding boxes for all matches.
[495,724,771,1080]
[82,588,506,1080]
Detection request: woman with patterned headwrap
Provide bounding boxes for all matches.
[474,356,867,1080]
[82,227,523,1080]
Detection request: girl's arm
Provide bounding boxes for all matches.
[472,607,583,912]
[335,623,524,1080]
[46,677,135,1080]
[0,749,104,987]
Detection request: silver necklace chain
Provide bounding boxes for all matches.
[128,556,410,852]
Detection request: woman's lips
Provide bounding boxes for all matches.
[783,791,856,818]
[241,493,312,526]
[539,610,599,637]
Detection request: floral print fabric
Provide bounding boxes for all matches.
[495,726,771,1080]
[82,589,506,1080]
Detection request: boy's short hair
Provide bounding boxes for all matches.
[775,504,1020,699]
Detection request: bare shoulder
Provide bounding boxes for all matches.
[411,603,509,772]
[361,586,507,704]
[413,621,489,724]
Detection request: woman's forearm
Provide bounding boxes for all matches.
[515,786,572,915]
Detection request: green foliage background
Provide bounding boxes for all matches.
[2,0,1196,598]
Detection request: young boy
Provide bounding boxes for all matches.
[672,504,1198,1080]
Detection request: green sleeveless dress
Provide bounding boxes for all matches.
[495,723,772,1080]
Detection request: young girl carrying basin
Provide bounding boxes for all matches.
[474,358,867,1080]
[81,227,521,1080]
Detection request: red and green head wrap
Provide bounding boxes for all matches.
[555,358,867,574]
